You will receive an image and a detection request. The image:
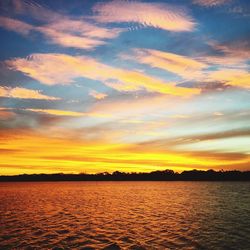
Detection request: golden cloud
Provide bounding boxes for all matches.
[6,53,200,96]
[89,90,107,100]
[133,49,207,79]
[207,69,250,88]
[0,86,60,100]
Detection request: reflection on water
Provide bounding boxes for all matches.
[0,181,250,249]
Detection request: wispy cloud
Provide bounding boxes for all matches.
[25,108,111,118]
[138,128,250,149]
[201,40,250,66]
[35,18,121,49]
[1,127,249,174]
[0,86,60,100]
[0,107,16,120]
[132,49,207,79]
[193,0,230,7]
[207,69,250,88]
[44,19,121,40]
[36,26,109,49]
[123,46,250,90]
[89,90,107,100]
[89,94,179,117]
[6,53,200,96]
[0,1,122,49]
[0,16,33,35]
[26,109,84,117]
[93,0,196,32]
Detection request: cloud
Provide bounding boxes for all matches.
[0,86,60,100]
[207,69,250,88]
[132,49,207,79]
[89,94,179,117]
[5,0,61,22]
[44,19,121,40]
[0,1,122,49]
[0,108,16,120]
[36,26,108,49]
[89,90,107,100]
[35,18,121,49]
[123,47,250,90]
[139,128,250,149]
[0,16,33,35]
[193,0,230,7]
[26,109,84,117]
[93,0,195,32]
[186,129,250,142]
[6,53,200,97]
[104,81,142,92]
[25,108,111,118]
[201,40,250,66]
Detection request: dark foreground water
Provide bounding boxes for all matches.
[0,182,249,249]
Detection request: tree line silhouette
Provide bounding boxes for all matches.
[0,169,249,181]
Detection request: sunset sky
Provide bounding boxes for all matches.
[0,0,250,175]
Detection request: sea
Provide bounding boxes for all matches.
[1,181,250,249]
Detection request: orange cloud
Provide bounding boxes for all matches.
[89,90,107,100]
[26,109,84,117]
[0,108,16,120]
[109,69,200,96]
[125,48,250,90]
[93,0,195,32]
[133,49,207,79]
[6,53,200,97]
[0,86,60,100]
[26,108,111,118]
[207,69,250,88]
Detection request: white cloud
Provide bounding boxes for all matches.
[93,0,196,32]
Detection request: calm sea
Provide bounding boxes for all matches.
[0,181,249,249]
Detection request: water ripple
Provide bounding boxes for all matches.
[1,181,249,249]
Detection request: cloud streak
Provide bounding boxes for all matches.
[1,128,249,175]
[207,69,250,88]
[89,90,107,100]
[123,46,250,90]
[193,0,230,7]
[138,129,250,150]
[6,53,200,96]
[0,16,33,35]
[25,108,111,118]
[0,1,122,50]
[93,0,196,32]
[133,49,207,79]
[0,86,60,100]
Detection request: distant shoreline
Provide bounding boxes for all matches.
[0,169,249,182]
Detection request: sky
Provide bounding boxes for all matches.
[0,0,250,175]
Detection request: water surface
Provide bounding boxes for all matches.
[1,181,249,249]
